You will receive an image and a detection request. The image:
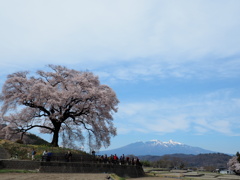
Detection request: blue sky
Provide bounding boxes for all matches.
[0,0,240,154]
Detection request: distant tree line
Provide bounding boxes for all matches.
[139,153,232,170]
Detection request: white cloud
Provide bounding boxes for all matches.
[115,89,240,136]
[1,0,240,67]
[144,114,190,133]
[94,55,240,83]
[193,126,208,134]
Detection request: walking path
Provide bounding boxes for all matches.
[0,173,112,180]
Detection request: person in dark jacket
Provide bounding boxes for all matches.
[65,151,72,162]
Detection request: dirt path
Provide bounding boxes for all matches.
[0,173,112,180]
[0,173,182,180]
[126,177,180,180]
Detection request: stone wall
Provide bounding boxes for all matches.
[39,161,144,177]
[0,160,145,178]
[0,160,40,170]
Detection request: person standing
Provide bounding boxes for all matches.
[65,151,72,162]
[42,150,47,156]
[31,149,36,160]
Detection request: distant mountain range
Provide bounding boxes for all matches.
[99,140,216,156]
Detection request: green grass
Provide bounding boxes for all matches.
[110,173,126,180]
[0,169,39,173]
[0,139,88,160]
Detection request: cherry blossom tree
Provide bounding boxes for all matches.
[227,154,240,174]
[0,65,119,148]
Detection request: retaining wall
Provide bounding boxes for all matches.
[0,160,144,177]
[0,160,40,170]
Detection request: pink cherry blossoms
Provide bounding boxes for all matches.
[0,65,119,148]
[228,156,240,174]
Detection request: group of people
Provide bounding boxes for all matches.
[41,150,72,162]
[95,154,141,166]
[31,149,72,162]
[30,149,140,166]
[41,150,52,161]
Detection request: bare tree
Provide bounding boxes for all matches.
[0,65,119,148]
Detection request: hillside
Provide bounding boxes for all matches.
[0,124,49,145]
[139,153,232,169]
[0,139,87,160]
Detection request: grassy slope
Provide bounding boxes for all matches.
[0,139,87,160]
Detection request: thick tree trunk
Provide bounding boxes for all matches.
[20,132,24,141]
[51,122,61,147]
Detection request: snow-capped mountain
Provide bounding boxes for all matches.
[99,140,215,156]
